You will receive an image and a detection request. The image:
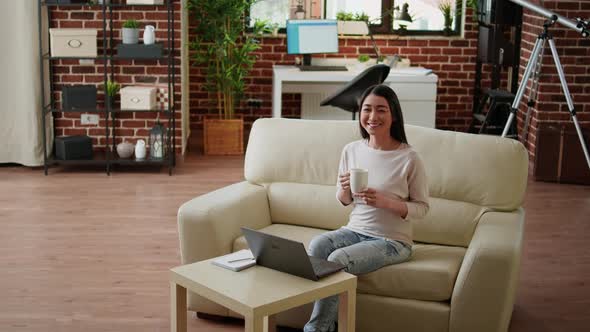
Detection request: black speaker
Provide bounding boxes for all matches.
[55,136,93,160]
[478,25,516,65]
[477,0,523,26]
[62,85,97,111]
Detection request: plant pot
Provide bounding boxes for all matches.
[203,117,244,155]
[122,28,139,44]
[337,21,369,35]
[106,95,117,110]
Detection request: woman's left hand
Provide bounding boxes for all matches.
[353,188,391,209]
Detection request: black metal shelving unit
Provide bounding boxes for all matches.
[471,0,523,114]
[38,0,176,175]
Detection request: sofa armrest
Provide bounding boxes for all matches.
[450,208,525,332]
[177,181,272,265]
[177,181,271,315]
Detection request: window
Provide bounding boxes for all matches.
[248,0,290,29]
[248,0,463,35]
[325,0,463,35]
[325,0,383,24]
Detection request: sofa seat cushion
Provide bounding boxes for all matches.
[233,224,466,302]
[357,243,465,301]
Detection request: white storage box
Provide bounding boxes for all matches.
[126,0,164,4]
[50,29,98,57]
[120,86,157,110]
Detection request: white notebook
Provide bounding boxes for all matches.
[211,249,256,272]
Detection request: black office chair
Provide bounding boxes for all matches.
[320,64,391,120]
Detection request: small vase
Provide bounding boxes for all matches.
[143,25,156,45]
[135,139,147,160]
[116,141,134,159]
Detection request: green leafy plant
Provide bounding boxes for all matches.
[188,0,261,120]
[354,12,370,22]
[336,11,354,21]
[337,11,369,22]
[101,80,120,107]
[122,19,140,29]
[253,18,273,35]
[105,80,120,97]
[358,54,370,63]
[439,0,454,30]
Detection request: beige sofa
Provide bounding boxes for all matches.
[178,118,528,332]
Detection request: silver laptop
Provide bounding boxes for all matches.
[241,227,345,281]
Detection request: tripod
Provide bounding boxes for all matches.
[501,16,590,170]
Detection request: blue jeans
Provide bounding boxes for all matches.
[303,228,412,332]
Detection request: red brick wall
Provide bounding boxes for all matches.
[188,9,488,137]
[517,0,590,161]
[50,2,589,161]
[50,2,182,152]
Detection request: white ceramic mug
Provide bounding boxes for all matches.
[349,168,369,194]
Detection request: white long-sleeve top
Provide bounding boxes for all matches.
[337,140,430,245]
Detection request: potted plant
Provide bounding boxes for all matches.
[188,0,263,155]
[253,18,273,36]
[104,80,120,109]
[122,19,140,44]
[439,0,454,35]
[337,11,370,36]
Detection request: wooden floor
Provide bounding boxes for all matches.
[0,154,589,332]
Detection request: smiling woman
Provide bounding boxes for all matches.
[304,85,429,332]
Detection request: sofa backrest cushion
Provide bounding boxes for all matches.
[245,119,360,186]
[266,182,352,231]
[245,118,528,246]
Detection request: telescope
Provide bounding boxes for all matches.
[500,0,590,169]
[507,0,589,37]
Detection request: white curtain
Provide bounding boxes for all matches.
[0,0,52,166]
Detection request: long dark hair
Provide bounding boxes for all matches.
[358,84,409,144]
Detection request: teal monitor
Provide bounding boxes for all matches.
[287,19,339,66]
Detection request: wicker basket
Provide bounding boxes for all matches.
[203,117,244,155]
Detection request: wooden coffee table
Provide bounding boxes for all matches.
[170,257,357,332]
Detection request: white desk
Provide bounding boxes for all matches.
[272,65,438,128]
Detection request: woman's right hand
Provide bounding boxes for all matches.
[339,172,351,192]
[337,171,353,205]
